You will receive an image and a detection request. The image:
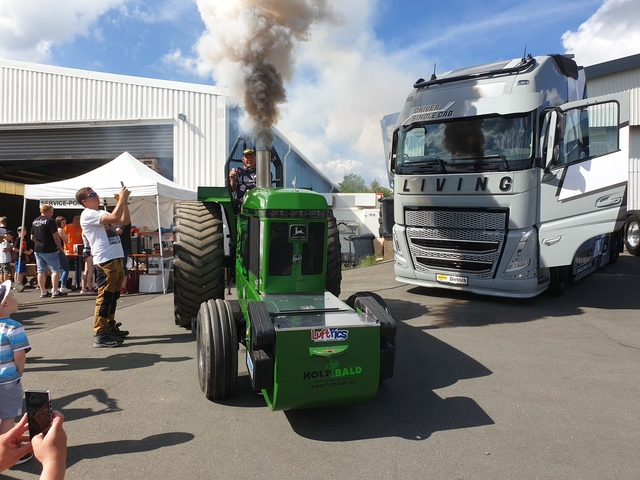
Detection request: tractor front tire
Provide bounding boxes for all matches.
[173,201,225,328]
[196,299,238,399]
[347,292,396,381]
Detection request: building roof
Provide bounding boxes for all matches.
[584,53,640,80]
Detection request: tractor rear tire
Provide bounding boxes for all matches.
[325,212,342,297]
[173,201,225,328]
[196,299,238,399]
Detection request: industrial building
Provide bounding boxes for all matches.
[584,53,640,213]
[0,58,337,229]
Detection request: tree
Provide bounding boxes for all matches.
[369,179,393,198]
[338,174,393,197]
[338,174,368,193]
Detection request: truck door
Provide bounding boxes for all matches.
[538,94,629,270]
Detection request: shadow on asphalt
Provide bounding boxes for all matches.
[12,432,195,474]
[51,388,122,422]
[405,255,640,328]
[27,350,191,372]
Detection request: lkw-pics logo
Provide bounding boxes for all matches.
[311,327,349,342]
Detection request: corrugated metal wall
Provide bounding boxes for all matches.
[586,67,640,212]
[0,59,338,193]
[0,59,229,190]
[587,69,640,125]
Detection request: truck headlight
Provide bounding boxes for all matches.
[505,229,533,273]
[393,229,404,259]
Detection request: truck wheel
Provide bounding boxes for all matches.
[608,230,622,265]
[325,213,342,297]
[547,265,570,296]
[173,201,225,328]
[196,299,238,399]
[624,214,640,256]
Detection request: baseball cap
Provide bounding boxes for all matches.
[0,279,12,307]
[243,148,255,155]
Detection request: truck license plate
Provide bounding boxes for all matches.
[436,274,468,285]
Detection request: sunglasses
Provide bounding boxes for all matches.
[84,192,98,200]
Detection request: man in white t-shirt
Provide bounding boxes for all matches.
[76,186,131,348]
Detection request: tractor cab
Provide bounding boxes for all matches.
[235,187,331,301]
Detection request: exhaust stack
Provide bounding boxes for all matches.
[256,149,271,188]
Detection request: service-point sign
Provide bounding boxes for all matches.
[39,199,82,209]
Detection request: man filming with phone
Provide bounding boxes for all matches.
[76,185,131,348]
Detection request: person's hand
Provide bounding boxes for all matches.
[119,185,131,201]
[229,168,238,180]
[31,411,67,479]
[0,414,32,472]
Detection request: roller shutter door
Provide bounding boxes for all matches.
[0,124,173,183]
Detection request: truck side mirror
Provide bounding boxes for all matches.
[541,110,560,171]
[390,129,399,173]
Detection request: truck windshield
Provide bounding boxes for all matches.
[396,113,534,174]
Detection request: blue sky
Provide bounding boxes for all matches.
[1,0,639,185]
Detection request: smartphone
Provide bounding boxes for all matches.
[120,181,125,188]
[25,390,52,438]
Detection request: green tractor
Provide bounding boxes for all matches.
[172,137,396,410]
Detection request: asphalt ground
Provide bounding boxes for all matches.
[3,254,640,480]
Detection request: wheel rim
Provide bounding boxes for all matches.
[627,221,640,249]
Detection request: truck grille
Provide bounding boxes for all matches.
[404,208,508,278]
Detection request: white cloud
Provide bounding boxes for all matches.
[268,0,417,186]
[161,48,211,79]
[0,0,125,62]
[562,0,640,65]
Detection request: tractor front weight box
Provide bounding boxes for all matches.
[247,348,274,391]
[250,293,383,411]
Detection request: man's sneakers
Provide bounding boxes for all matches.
[109,322,129,338]
[59,286,73,294]
[93,322,129,347]
[93,332,124,348]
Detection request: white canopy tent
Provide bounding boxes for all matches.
[21,151,196,293]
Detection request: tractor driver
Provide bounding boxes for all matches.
[229,148,257,202]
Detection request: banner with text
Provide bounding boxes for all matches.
[39,199,82,209]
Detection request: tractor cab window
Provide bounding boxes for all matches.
[269,222,293,276]
[301,222,325,275]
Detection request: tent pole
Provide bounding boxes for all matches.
[16,196,28,285]
[155,195,166,294]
